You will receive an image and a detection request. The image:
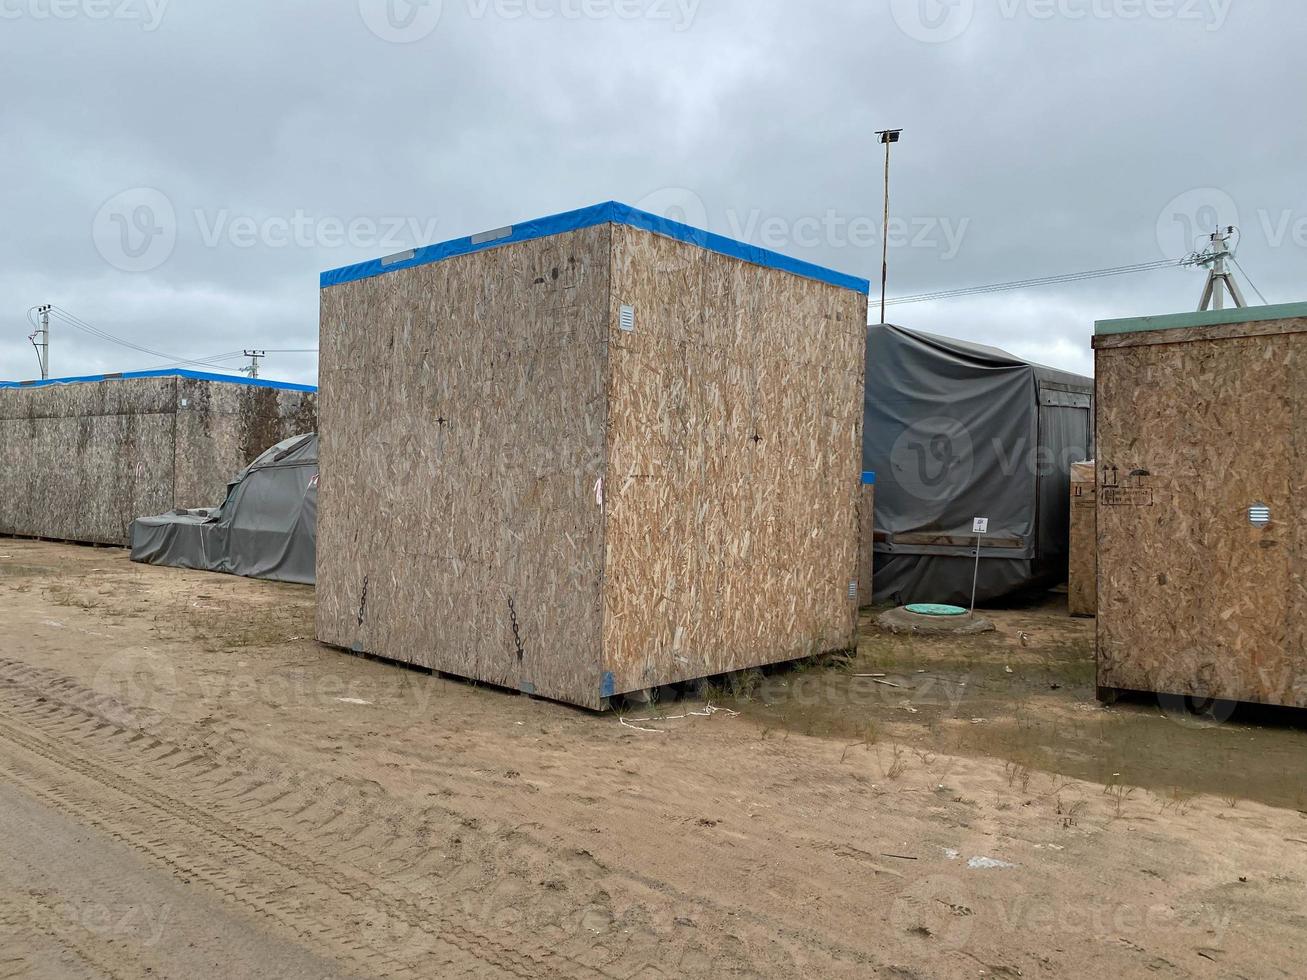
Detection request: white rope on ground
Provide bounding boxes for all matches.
[619,717,666,734]
[617,703,740,734]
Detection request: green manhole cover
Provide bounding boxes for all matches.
[905,603,968,618]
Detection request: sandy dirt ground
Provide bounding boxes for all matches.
[1,538,1305,978]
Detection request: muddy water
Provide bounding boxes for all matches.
[720,599,1307,812]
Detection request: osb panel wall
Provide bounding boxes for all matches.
[858,484,876,608]
[316,225,611,707]
[0,377,315,545]
[1068,461,1096,617]
[173,379,318,507]
[1096,327,1307,707]
[0,379,177,545]
[603,225,865,695]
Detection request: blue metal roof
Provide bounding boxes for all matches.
[0,368,316,393]
[320,201,872,295]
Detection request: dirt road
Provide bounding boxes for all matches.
[1,539,1304,978]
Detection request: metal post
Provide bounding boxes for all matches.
[1193,227,1247,312]
[875,129,902,324]
[242,349,265,379]
[1211,233,1226,311]
[38,306,50,380]
[880,140,891,323]
[969,534,982,617]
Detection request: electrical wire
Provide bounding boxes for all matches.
[44,305,249,372]
[140,350,250,372]
[1231,256,1269,306]
[886,258,1186,306]
[32,306,316,375]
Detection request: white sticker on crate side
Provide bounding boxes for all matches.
[619,305,636,333]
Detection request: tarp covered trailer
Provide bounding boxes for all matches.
[863,324,1093,605]
[130,433,318,584]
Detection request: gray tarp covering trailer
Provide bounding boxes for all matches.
[130,433,318,585]
[864,324,1093,605]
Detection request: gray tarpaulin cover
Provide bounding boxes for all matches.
[130,433,318,585]
[864,325,1093,606]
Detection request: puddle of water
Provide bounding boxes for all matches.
[719,599,1307,812]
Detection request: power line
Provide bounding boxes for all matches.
[885,257,1186,306]
[141,350,249,371]
[1230,256,1269,306]
[28,306,317,375]
[44,306,247,372]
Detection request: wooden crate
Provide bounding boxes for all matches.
[1093,303,1307,707]
[857,474,876,608]
[316,203,868,709]
[0,371,317,546]
[1068,460,1096,617]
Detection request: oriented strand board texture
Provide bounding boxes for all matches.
[173,377,319,508]
[858,484,876,608]
[1068,461,1096,617]
[316,225,612,707]
[0,377,316,546]
[1095,323,1307,707]
[603,226,865,694]
[317,222,866,708]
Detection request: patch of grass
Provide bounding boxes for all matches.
[1103,779,1136,819]
[1005,761,1033,794]
[880,742,908,780]
[1160,786,1196,817]
[1057,796,1087,829]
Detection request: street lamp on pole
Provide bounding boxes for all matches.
[875,129,903,324]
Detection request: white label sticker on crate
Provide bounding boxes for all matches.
[619,305,636,332]
[1249,504,1271,528]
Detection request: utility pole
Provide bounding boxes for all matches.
[32,304,52,380]
[875,129,903,324]
[1188,227,1247,311]
[241,350,266,379]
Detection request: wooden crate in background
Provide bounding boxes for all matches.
[0,371,317,546]
[1068,460,1096,617]
[858,473,875,608]
[1093,303,1307,707]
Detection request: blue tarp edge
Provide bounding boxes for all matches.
[319,201,871,295]
[0,368,316,392]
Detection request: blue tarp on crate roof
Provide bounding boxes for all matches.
[320,201,872,295]
[0,368,316,393]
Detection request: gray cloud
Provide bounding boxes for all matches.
[2,0,1302,384]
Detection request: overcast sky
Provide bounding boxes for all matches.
[2,0,1302,385]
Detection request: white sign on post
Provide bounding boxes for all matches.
[969,518,989,616]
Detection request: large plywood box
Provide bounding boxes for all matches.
[316,203,869,709]
[1093,303,1307,707]
[0,371,317,546]
[1068,460,1096,617]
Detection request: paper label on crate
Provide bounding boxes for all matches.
[1101,488,1154,507]
[972,518,989,534]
